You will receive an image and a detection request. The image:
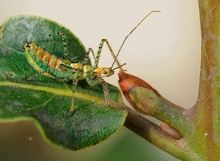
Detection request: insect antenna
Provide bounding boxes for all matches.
[112,63,126,71]
[110,10,161,71]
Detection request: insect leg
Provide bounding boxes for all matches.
[93,39,118,69]
[99,78,111,105]
[24,71,52,81]
[70,78,78,115]
[82,48,96,65]
[48,32,69,57]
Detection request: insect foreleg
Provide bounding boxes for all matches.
[93,39,117,69]
[100,78,111,105]
[86,77,112,106]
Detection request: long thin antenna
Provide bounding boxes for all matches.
[111,10,161,70]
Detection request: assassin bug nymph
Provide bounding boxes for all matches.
[22,11,160,115]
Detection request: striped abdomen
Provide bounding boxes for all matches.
[23,41,73,80]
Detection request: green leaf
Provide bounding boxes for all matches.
[0,15,127,150]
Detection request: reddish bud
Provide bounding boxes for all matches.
[118,71,160,112]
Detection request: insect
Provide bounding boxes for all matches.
[22,10,160,115]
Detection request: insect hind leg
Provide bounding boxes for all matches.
[48,32,69,58]
[34,32,69,57]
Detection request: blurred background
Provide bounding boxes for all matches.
[0,0,200,161]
